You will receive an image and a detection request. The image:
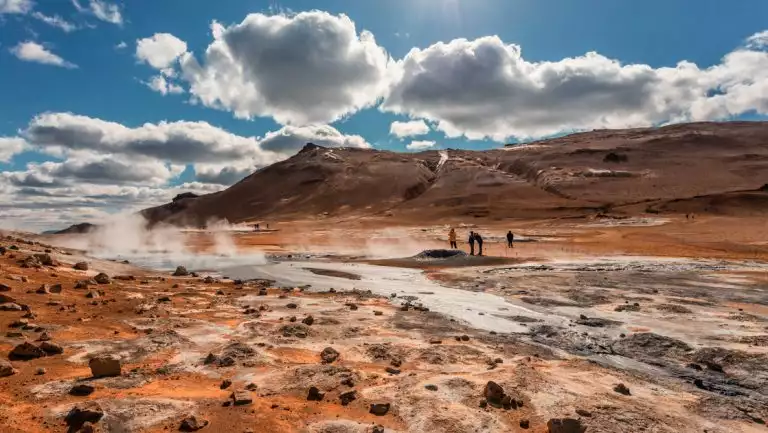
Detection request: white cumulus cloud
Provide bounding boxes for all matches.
[390,120,430,138]
[136,33,188,69]
[72,0,122,25]
[405,140,436,150]
[10,41,77,68]
[0,0,33,14]
[176,11,392,125]
[0,137,28,162]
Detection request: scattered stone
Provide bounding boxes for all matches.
[301,315,314,326]
[173,266,190,277]
[346,303,358,311]
[0,283,10,292]
[369,403,390,416]
[94,273,110,284]
[425,384,438,391]
[89,355,122,378]
[575,409,592,417]
[158,296,172,302]
[35,367,46,375]
[613,383,631,395]
[307,386,324,401]
[231,389,253,406]
[220,379,232,389]
[258,288,268,296]
[74,262,89,271]
[385,367,401,375]
[65,402,104,430]
[0,303,23,311]
[460,335,470,341]
[37,331,51,341]
[615,304,640,312]
[519,419,530,429]
[6,331,22,338]
[374,310,383,316]
[69,384,96,396]
[9,342,46,360]
[286,303,298,309]
[340,390,357,405]
[203,276,215,284]
[428,339,442,344]
[180,415,209,432]
[280,324,310,339]
[547,418,586,433]
[372,426,384,433]
[483,381,505,405]
[86,290,100,299]
[36,284,51,294]
[245,383,258,391]
[0,359,17,377]
[341,377,355,387]
[33,253,55,266]
[39,341,63,355]
[320,347,340,364]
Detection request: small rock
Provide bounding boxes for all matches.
[89,355,122,378]
[0,359,17,377]
[6,331,23,338]
[220,379,232,389]
[173,266,190,277]
[428,339,442,344]
[86,290,100,299]
[286,303,298,309]
[37,331,52,341]
[39,341,63,355]
[231,389,253,406]
[374,311,383,316]
[35,367,46,375]
[483,381,505,404]
[36,284,51,294]
[94,273,110,284]
[385,367,401,375]
[460,335,470,341]
[74,262,89,271]
[425,384,438,391]
[339,390,357,406]
[372,426,384,433]
[519,419,530,429]
[245,383,258,391]
[320,347,340,364]
[180,415,209,432]
[158,296,172,302]
[613,383,631,395]
[69,384,95,396]
[301,315,314,326]
[575,409,592,417]
[307,386,324,401]
[547,418,586,433]
[0,283,10,292]
[258,288,268,296]
[369,403,390,416]
[347,303,358,311]
[0,303,23,311]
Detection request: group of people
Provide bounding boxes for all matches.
[448,228,515,256]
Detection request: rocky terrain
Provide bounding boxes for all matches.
[131,122,768,228]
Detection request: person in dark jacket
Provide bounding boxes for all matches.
[468,231,475,255]
[474,232,484,256]
[506,231,514,248]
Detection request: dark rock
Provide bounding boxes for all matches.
[320,347,340,364]
[69,384,95,396]
[575,409,592,417]
[613,383,631,395]
[0,283,10,292]
[340,390,357,406]
[36,284,51,294]
[33,253,55,266]
[547,418,586,433]
[385,367,401,375]
[286,303,298,309]
[173,266,190,277]
[39,341,63,355]
[280,324,310,338]
[301,315,314,326]
[483,381,505,404]
[86,290,100,299]
[425,384,438,391]
[89,355,121,377]
[180,415,209,432]
[307,386,324,401]
[9,342,46,360]
[0,303,23,311]
[65,402,104,430]
[369,403,390,416]
[74,262,89,271]
[220,379,232,389]
[94,273,110,284]
[346,303,358,311]
[374,311,383,316]
[245,383,258,391]
[519,419,530,429]
[460,335,470,341]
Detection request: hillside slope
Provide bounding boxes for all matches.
[140,122,768,226]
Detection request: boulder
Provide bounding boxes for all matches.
[0,283,10,292]
[302,315,314,326]
[307,386,324,401]
[0,359,17,377]
[483,381,505,404]
[369,403,391,416]
[33,253,55,266]
[340,390,357,406]
[180,415,209,432]
[39,341,63,355]
[547,418,586,433]
[89,355,122,378]
[231,389,253,406]
[0,303,23,311]
[65,402,104,430]
[320,347,340,364]
[9,342,46,360]
[173,266,190,277]
[69,384,95,396]
[74,262,89,271]
[94,273,110,284]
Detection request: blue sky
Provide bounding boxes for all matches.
[1,0,767,230]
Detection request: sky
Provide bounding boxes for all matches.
[0,0,767,231]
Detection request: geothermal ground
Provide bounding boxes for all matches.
[1,215,767,433]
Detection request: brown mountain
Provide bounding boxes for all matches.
[140,122,768,227]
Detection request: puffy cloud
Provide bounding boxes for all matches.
[136,33,188,69]
[32,12,77,32]
[258,124,370,153]
[746,30,768,49]
[382,32,768,140]
[177,11,391,125]
[10,41,77,68]
[115,41,127,50]
[145,75,184,95]
[0,0,32,14]
[0,137,28,162]
[406,140,436,150]
[72,0,122,25]
[389,120,430,138]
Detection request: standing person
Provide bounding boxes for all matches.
[506,231,514,248]
[468,231,476,256]
[475,232,484,256]
[448,228,457,249]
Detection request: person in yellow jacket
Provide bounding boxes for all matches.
[448,228,457,249]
